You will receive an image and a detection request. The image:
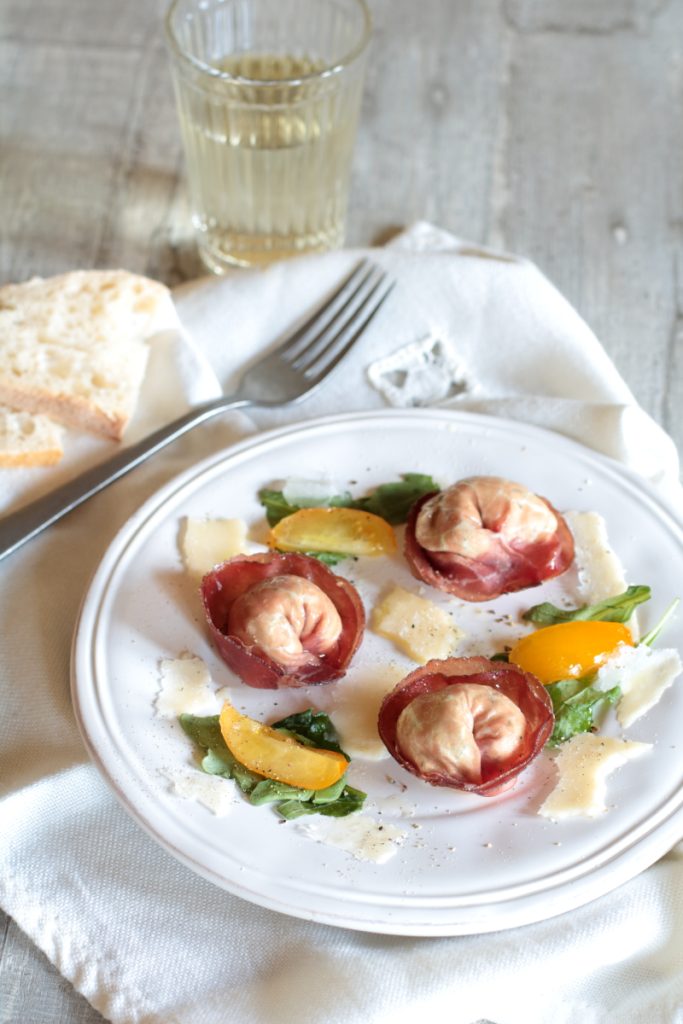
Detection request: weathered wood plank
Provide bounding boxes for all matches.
[497,0,683,452]
[1,1,681,1021]
[349,1,507,248]
[0,911,106,1023]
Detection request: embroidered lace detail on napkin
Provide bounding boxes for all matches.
[367,336,469,408]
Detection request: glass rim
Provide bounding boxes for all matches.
[164,0,372,86]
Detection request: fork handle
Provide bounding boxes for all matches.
[0,394,249,563]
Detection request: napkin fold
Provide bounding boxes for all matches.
[1,224,682,1024]
[173,221,680,497]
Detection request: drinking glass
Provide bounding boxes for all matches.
[165,0,371,272]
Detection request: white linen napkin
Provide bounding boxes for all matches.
[1,224,682,1024]
[172,221,680,493]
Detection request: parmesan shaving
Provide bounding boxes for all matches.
[282,474,339,507]
[371,585,464,663]
[180,517,249,577]
[155,655,219,718]
[596,643,682,728]
[164,767,237,816]
[539,734,651,819]
[564,510,629,605]
[296,814,407,863]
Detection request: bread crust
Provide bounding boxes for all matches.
[0,448,63,468]
[0,407,64,467]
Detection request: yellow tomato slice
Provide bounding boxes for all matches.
[269,507,397,557]
[509,620,634,684]
[219,702,348,790]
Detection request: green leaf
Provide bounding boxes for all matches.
[349,473,439,525]
[275,799,320,820]
[258,488,353,527]
[249,779,314,805]
[258,489,300,527]
[180,715,263,793]
[276,785,367,820]
[640,597,680,647]
[258,473,439,530]
[180,709,362,818]
[275,548,350,566]
[311,786,367,817]
[179,713,222,750]
[271,708,349,758]
[523,585,651,626]
[545,676,588,712]
[546,676,621,746]
[200,747,234,778]
[311,777,347,804]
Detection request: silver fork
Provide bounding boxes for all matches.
[0,259,393,562]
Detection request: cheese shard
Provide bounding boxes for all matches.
[539,734,651,819]
[371,585,464,663]
[282,474,338,507]
[155,655,218,718]
[296,814,407,863]
[596,644,682,728]
[164,767,237,816]
[564,510,628,605]
[180,517,249,577]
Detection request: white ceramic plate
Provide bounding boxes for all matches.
[71,409,683,936]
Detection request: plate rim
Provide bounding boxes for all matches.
[70,408,683,936]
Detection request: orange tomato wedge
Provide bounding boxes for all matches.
[219,702,348,790]
[269,507,397,557]
[508,620,635,684]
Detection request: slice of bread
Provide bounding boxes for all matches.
[0,270,170,442]
[0,406,64,467]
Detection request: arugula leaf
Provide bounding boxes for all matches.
[249,779,314,805]
[311,777,348,804]
[180,715,263,793]
[179,709,364,819]
[545,676,621,746]
[640,597,680,647]
[258,473,439,529]
[258,489,299,527]
[245,772,353,811]
[276,786,367,820]
[349,473,439,525]
[269,545,350,566]
[179,713,223,751]
[288,549,349,566]
[523,585,651,626]
[271,708,348,758]
[258,488,352,527]
[545,677,587,709]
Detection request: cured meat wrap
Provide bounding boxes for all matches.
[404,476,574,601]
[201,552,365,689]
[378,656,554,796]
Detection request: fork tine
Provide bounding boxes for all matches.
[300,277,395,382]
[290,263,389,372]
[278,259,378,363]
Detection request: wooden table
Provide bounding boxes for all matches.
[2,0,681,1020]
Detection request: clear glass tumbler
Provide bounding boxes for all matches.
[165,0,371,272]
